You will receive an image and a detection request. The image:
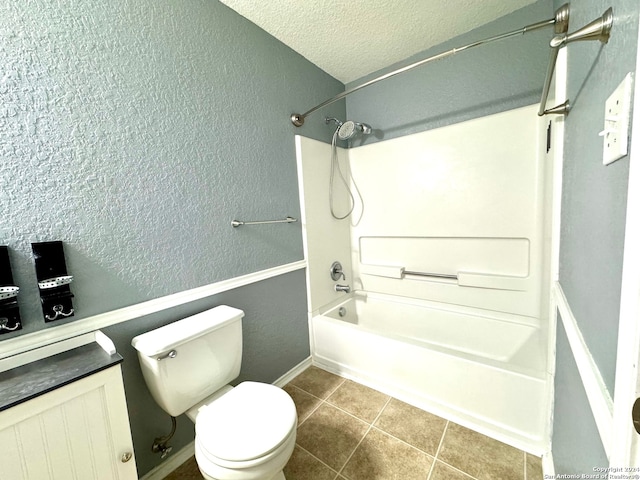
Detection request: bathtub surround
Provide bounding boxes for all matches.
[336,0,640,472]
[1,0,343,477]
[296,104,554,454]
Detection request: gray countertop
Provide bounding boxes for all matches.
[0,342,123,411]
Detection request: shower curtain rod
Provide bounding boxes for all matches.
[290,4,570,127]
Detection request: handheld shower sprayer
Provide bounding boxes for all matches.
[338,121,372,140]
[324,117,372,220]
[324,117,373,140]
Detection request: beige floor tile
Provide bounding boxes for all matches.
[296,403,369,471]
[162,373,537,480]
[526,453,544,480]
[341,428,433,480]
[327,380,390,423]
[283,384,322,424]
[289,366,345,399]
[373,398,447,455]
[429,461,474,480]
[284,446,338,480]
[438,423,524,480]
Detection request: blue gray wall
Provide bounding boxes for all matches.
[345,0,553,145]
[552,0,639,474]
[0,0,344,476]
[552,319,608,473]
[0,0,343,336]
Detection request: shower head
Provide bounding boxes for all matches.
[337,120,373,140]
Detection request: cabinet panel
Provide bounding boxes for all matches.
[0,366,136,480]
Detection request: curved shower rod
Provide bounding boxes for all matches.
[290,4,570,127]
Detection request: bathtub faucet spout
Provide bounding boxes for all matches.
[335,284,351,294]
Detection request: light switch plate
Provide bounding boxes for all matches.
[602,73,633,166]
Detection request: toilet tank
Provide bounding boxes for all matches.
[131,305,243,417]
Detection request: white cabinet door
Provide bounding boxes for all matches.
[0,365,137,480]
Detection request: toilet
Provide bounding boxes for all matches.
[131,305,297,480]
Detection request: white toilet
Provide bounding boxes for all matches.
[131,305,297,480]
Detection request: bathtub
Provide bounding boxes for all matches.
[310,291,548,453]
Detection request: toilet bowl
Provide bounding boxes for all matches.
[131,306,298,480]
[193,382,297,480]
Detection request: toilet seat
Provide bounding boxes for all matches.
[195,382,297,469]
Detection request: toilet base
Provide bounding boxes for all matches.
[199,468,286,480]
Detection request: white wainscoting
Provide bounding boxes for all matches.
[553,281,613,459]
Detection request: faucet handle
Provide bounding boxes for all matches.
[330,261,346,281]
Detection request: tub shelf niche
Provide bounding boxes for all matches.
[360,264,529,291]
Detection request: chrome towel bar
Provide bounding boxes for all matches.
[232,216,298,228]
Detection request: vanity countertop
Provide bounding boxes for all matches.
[0,342,123,411]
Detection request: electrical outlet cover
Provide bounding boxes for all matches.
[602,73,633,166]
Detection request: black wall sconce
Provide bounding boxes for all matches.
[32,241,75,322]
[0,246,22,334]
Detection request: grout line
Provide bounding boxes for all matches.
[436,462,477,480]
[295,444,342,476]
[290,378,388,429]
[426,420,449,480]
[287,384,326,426]
[335,396,393,478]
[369,425,439,461]
[325,376,347,398]
[289,371,527,480]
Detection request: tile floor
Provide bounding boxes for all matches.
[164,366,543,480]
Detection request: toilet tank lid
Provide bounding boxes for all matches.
[131,305,244,357]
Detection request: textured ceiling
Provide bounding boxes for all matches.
[218,0,538,84]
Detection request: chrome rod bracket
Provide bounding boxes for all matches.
[542,100,571,116]
[290,113,304,127]
[539,7,613,116]
[554,3,570,34]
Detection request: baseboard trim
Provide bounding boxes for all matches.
[553,282,613,458]
[139,441,195,480]
[542,450,555,478]
[273,356,312,387]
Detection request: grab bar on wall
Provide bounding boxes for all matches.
[290,4,571,127]
[403,270,458,280]
[231,216,298,228]
[360,264,458,280]
[538,7,614,116]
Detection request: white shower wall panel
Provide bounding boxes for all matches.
[348,105,547,319]
[295,136,352,312]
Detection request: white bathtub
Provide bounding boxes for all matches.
[311,292,548,453]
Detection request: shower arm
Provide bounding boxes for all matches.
[290,4,570,127]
